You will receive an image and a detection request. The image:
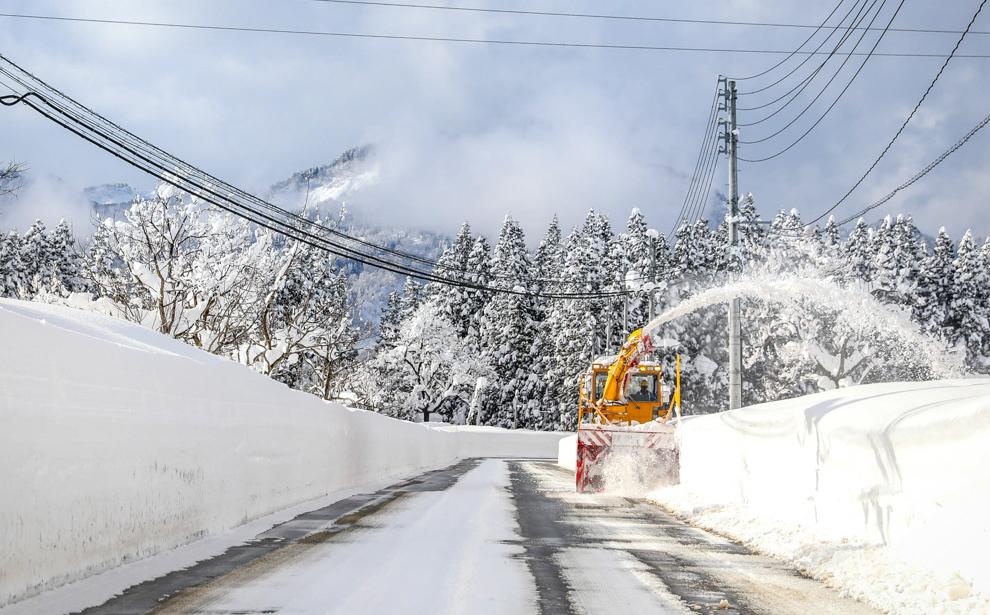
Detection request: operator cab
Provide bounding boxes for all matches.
[628,373,658,402]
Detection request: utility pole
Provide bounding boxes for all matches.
[621,271,628,342]
[721,76,743,410]
[647,233,656,323]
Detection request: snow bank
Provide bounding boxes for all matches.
[0,299,563,608]
[557,434,577,471]
[648,380,990,613]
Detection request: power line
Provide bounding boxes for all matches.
[4,11,990,57]
[0,73,628,298]
[685,131,723,225]
[738,0,907,163]
[836,109,990,225]
[668,81,720,239]
[0,53,573,285]
[306,0,990,37]
[731,0,849,83]
[740,0,886,145]
[0,55,455,274]
[808,0,989,225]
[737,0,866,101]
[738,0,876,128]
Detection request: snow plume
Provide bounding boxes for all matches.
[650,272,965,383]
[598,445,679,496]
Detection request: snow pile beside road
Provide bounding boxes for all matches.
[648,380,990,614]
[0,299,562,609]
[558,434,577,471]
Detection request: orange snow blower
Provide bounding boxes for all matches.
[575,328,682,494]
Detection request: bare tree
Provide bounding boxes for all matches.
[0,161,24,197]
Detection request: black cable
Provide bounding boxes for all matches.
[668,83,720,239]
[731,0,849,83]
[737,0,876,126]
[307,0,990,37]
[0,53,570,284]
[688,137,723,224]
[684,131,722,226]
[740,0,886,145]
[739,0,908,163]
[0,54,450,274]
[808,0,989,225]
[3,11,990,57]
[737,0,865,95]
[736,0,874,124]
[0,87,628,299]
[836,110,990,225]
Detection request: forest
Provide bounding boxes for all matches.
[2,188,987,430]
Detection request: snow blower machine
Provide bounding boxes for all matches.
[575,324,682,494]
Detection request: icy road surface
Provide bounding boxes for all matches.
[84,459,875,615]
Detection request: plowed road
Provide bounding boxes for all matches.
[83,459,875,615]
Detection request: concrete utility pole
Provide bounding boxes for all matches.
[648,233,656,323]
[722,77,743,410]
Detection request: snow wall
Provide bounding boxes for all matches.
[639,381,989,597]
[0,300,567,607]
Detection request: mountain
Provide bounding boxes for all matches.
[268,146,378,210]
[83,183,153,218]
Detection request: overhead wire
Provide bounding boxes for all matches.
[668,81,720,239]
[4,11,990,57]
[689,132,724,223]
[739,0,886,146]
[0,54,578,286]
[738,0,908,163]
[732,0,851,85]
[736,0,876,124]
[807,0,989,225]
[0,66,628,298]
[835,109,990,225]
[304,0,990,37]
[684,129,723,225]
[0,54,450,274]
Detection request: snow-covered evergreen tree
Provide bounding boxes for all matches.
[478,216,537,428]
[950,231,988,371]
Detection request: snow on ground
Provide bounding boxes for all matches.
[0,299,566,610]
[158,459,536,615]
[642,380,990,614]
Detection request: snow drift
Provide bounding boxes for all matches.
[639,380,990,613]
[0,299,565,608]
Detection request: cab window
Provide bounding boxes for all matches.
[593,372,608,400]
[627,374,658,402]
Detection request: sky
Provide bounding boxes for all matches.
[1,0,989,243]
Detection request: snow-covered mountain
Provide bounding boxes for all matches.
[83,183,153,218]
[82,146,449,330]
[268,146,378,210]
[265,146,446,329]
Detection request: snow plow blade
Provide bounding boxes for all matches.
[575,424,679,494]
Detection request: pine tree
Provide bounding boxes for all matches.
[464,235,492,349]
[950,230,987,370]
[0,231,27,297]
[622,208,652,337]
[914,227,955,339]
[377,290,404,353]
[543,226,599,429]
[844,218,874,287]
[427,222,473,335]
[871,215,898,304]
[478,216,536,428]
[532,216,564,299]
[47,220,84,293]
